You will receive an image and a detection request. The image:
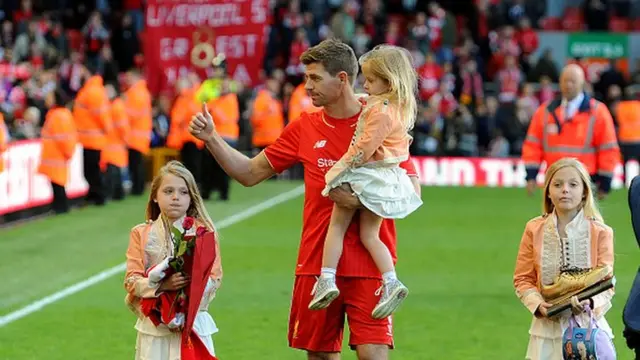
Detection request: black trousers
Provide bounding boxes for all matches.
[624,326,640,359]
[83,148,106,205]
[288,163,305,180]
[622,143,640,183]
[181,142,202,186]
[201,150,230,201]
[128,148,145,196]
[105,164,125,200]
[51,182,69,214]
[201,139,236,201]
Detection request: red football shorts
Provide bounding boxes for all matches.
[288,275,394,353]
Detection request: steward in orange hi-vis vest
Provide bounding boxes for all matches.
[38,108,78,187]
[38,90,78,214]
[250,87,284,150]
[207,92,240,142]
[167,83,203,152]
[167,80,204,187]
[73,74,112,206]
[288,83,320,124]
[123,71,152,196]
[101,83,130,200]
[614,99,640,177]
[616,100,640,145]
[73,75,112,151]
[124,79,153,156]
[522,92,620,194]
[202,90,240,201]
[101,97,130,170]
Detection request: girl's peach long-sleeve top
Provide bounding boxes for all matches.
[324,96,412,189]
[513,210,614,338]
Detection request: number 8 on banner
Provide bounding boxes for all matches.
[191,28,216,68]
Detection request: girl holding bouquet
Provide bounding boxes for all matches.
[124,160,222,359]
[513,158,615,359]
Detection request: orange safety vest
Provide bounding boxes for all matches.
[73,75,112,150]
[0,113,6,173]
[100,97,130,169]
[38,107,78,186]
[522,95,621,178]
[288,84,320,123]
[207,93,240,140]
[251,89,284,148]
[166,86,204,150]
[125,80,153,154]
[615,100,640,144]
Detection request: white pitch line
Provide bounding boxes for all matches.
[0,185,305,328]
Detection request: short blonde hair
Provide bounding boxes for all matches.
[358,44,418,131]
[542,158,603,222]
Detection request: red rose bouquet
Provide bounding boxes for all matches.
[140,216,219,360]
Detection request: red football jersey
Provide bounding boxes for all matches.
[264,110,418,278]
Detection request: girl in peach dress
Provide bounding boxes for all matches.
[513,158,615,359]
[308,45,423,319]
[124,161,222,359]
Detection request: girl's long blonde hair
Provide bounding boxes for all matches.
[145,160,216,233]
[542,157,603,222]
[358,44,418,132]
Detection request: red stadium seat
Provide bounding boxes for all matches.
[562,7,584,32]
[540,17,562,30]
[609,16,629,32]
[67,29,84,52]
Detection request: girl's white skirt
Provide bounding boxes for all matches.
[134,312,218,360]
[135,331,182,360]
[322,165,423,219]
[135,331,216,360]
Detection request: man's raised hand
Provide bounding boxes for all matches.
[189,103,216,141]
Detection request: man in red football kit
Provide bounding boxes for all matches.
[189,39,421,360]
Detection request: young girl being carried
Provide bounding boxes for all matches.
[513,158,615,359]
[124,160,222,359]
[308,45,423,319]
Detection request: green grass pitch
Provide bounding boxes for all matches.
[0,181,637,359]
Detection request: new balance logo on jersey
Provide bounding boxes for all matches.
[313,140,326,149]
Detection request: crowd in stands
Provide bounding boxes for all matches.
[1,0,640,162]
[0,0,142,138]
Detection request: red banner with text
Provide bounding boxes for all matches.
[410,156,636,189]
[143,0,269,95]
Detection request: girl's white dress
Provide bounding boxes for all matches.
[325,164,422,219]
[521,211,614,360]
[321,97,423,219]
[133,218,219,360]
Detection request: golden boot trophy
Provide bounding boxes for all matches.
[542,265,615,317]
